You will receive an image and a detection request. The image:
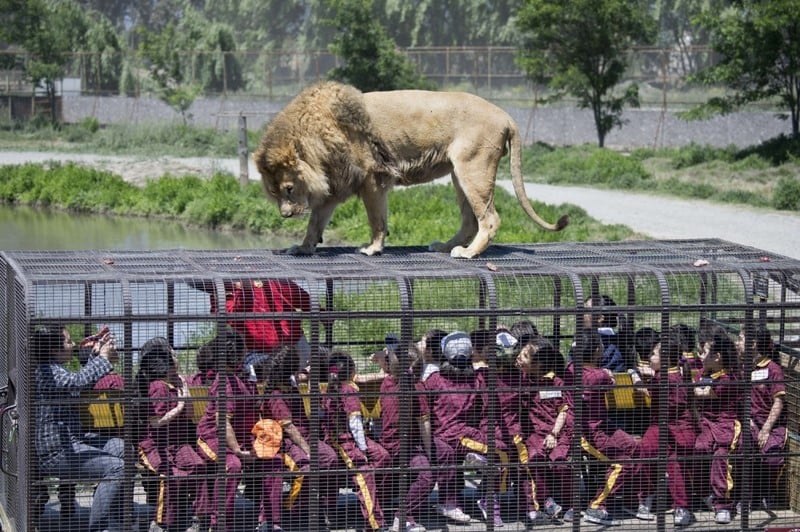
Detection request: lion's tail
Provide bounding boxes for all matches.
[507,124,569,232]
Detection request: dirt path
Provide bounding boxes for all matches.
[4,151,800,259]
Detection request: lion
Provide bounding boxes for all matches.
[253,81,568,258]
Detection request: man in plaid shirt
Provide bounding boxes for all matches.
[33,325,126,532]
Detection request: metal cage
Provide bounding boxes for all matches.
[1,239,799,531]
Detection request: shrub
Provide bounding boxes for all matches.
[773,177,800,211]
[671,143,735,169]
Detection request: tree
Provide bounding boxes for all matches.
[325,0,433,91]
[138,21,202,124]
[516,0,656,147]
[0,0,90,124]
[687,0,800,137]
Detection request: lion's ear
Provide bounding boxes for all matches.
[269,143,299,170]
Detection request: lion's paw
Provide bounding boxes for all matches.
[428,241,450,253]
[358,244,383,256]
[450,246,478,259]
[284,245,315,256]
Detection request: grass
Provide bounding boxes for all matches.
[2,120,798,247]
[506,135,800,212]
[0,161,638,246]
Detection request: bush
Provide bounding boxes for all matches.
[671,143,736,169]
[773,176,800,211]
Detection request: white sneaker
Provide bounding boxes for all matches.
[674,507,693,527]
[715,509,731,524]
[435,504,471,523]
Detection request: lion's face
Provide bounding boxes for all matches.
[262,169,310,218]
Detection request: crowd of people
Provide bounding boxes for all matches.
[31,293,788,532]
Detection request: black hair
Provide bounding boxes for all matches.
[710,330,737,374]
[587,295,618,328]
[469,328,495,356]
[132,337,175,439]
[574,331,604,365]
[203,326,246,371]
[669,323,697,354]
[698,322,728,346]
[425,328,448,361]
[660,336,682,369]
[327,351,357,394]
[262,345,296,390]
[510,320,539,346]
[31,325,67,362]
[751,324,775,359]
[634,327,660,359]
[531,336,564,376]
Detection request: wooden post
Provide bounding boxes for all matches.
[238,113,249,187]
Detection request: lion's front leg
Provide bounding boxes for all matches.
[358,180,390,256]
[289,202,337,255]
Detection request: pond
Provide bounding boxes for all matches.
[0,203,291,251]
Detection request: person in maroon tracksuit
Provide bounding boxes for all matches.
[511,335,573,524]
[195,327,284,532]
[134,337,206,532]
[370,343,433,532]
[637,333,696,527]
[693,328,741,525]
[262,346,339,528]
[577,331,641,526]
[321,351,389,531]
[422,332,479,525]
[737,325,787,508]
[468,329,511,528]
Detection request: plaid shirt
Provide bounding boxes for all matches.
[34,356,113,466]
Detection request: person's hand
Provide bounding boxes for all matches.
[758,428,770,449]
[237,449,255,462]
[96,332,118,363]
[543,433,557,450]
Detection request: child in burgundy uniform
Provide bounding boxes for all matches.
[322,351,389,531]
[422,332,478,525]
[262,347,339,528]
[577,331,641,526]
[134,337,206,532]
[370,344,432,532]
[514,336,572,525]
[637,334,696,527]
[693,328,741,525]
[468,329,510,528]
[738,325,787,508]
[195,327,284,532]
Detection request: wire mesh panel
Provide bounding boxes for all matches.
[0,239,799,532]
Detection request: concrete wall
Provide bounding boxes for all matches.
[62,94,793,150]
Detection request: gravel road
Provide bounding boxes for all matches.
[4,151,800,260]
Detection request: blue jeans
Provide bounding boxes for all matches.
[41,436,126,531]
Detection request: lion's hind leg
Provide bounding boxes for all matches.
[428,174,483,256]
[446,162,501,259]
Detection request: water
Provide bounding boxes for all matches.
[0,204,291,251]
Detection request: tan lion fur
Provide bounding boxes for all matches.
[254,81,568,258]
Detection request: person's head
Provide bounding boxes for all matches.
[659,335,685,370]
[204,326,246,372]
[469,328,495,362]
[634,327,660,360]
[415,328,448,363]
[441,331,473,369]
[702,329,737,375]
[510,320,539,346]
[516,336,562,378]
[583,295,618,329]
[327,351,357,392]
[31,325,73,364]
[697,323,728,363]
[739,324,775,363]
[668,323,696,354]
[574,331,604,366]
[263,345,296,389]
[135,337,176,391]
